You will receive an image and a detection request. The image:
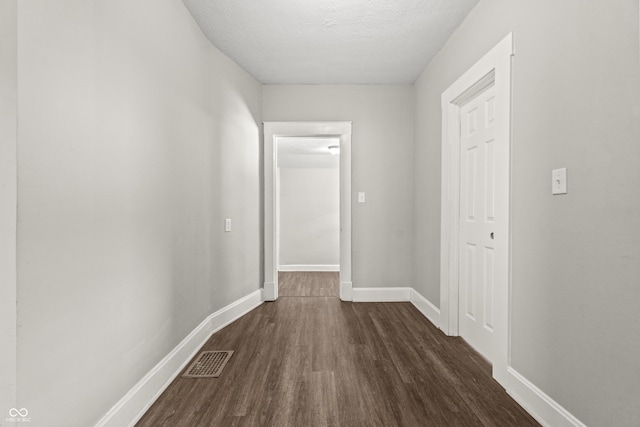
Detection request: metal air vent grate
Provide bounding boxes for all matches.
[182,350,233,378]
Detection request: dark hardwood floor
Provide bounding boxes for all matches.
[137,272,538,426]
[278,271,339,297]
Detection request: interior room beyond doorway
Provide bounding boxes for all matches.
[276,137,340,298]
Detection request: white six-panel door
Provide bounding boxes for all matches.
[459,85,498,361]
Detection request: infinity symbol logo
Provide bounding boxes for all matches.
[9,408,28,417]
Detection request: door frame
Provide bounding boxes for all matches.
[440,33,514,385]
[263,121,352,301]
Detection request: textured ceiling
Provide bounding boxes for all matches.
[182,0,479,84]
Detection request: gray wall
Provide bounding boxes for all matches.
[413,1,640,425]
[0,0,17,413]
[16,0,262,425]
[279,167,340,268]
[9,1,640,425]
[264,85,415,288]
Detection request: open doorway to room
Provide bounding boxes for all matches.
[276,137,340,297]
[263,121,352,302]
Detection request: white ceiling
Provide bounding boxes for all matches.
[182,0,479,84]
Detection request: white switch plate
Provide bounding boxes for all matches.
[552,168,567,195]
[225,219,231,232]
[358,192,366,203]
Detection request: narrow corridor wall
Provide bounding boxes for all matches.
[279,167,340,269]
[16,0,262,425]
[0,0,18,414]
[413,1,640,425]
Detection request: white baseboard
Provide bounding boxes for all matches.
[409,289,441,328]
[506,367,586,427]
[340,281,353,302]
[95,289,264,427]
[352,287,412,302]
[278,264,340,272]
[263,281,276,301]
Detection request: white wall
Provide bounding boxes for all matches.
[279,167,340,268]
[413,1,640,425]
[0,0,17,414]
[16,1,262,426]
[263,85,414,288]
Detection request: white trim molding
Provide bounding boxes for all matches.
[95,290,264,427]
[506,368,586,427]
[409,289,441,328]
[340,281,353,301]
[278,264,340,272]
[352,287,412,302]
[440,32,514,387]
[263,121,353,302]
[262,282,276,302]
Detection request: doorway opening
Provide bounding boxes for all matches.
[263,122,352,301]
[277,136,341,297]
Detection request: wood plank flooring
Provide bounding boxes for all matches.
[279,271,339,297]
[137,272,539,427]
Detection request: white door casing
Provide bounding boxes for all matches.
[440,33,513,386]
[263,122,353,301]
[459,85,497,361]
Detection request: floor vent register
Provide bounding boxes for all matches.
[183,351,234,378]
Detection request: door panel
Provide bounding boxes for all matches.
[483,246,494,331]
[465,243,476,320]
[459,85,497,361]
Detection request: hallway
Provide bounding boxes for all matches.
[278,271,339,297]
[137,273,538,426]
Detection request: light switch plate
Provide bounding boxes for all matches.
[552,168,567,195]
[225,219,232,232]
[358,192,366,203]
